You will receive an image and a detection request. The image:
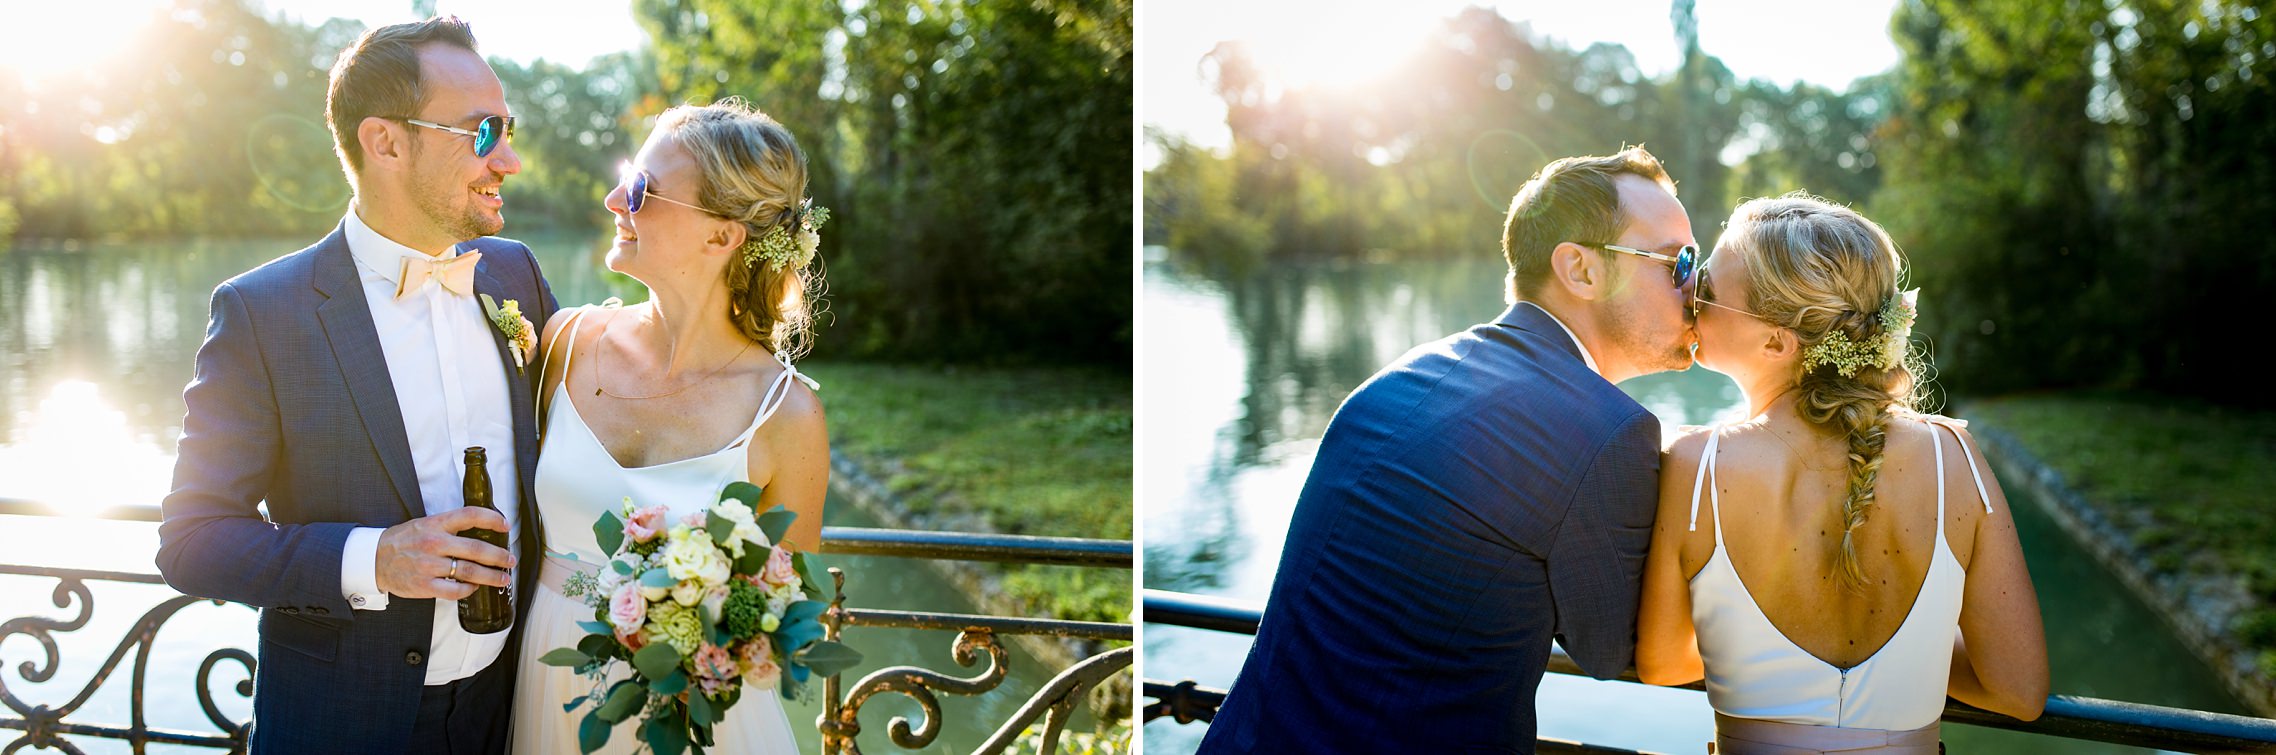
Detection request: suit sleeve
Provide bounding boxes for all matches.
[155,282,356,616]
[1545,410,1662,679]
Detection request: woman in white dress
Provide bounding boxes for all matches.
[1635,194,2048,753]
[510,98,829,754]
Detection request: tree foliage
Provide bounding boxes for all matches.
[1148,0,2275,402]
[638,0,1134,365]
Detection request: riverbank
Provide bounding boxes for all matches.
[807,361,1133,625]
[1962,392,2276,715]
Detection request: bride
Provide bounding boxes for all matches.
[509,98,829,753]
[1635,194,2047,753]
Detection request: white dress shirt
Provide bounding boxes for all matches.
[1517,301,1602,374]
[335,207,522,685]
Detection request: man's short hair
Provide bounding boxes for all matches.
[324,16,479,181]
[1501,147,1675,301]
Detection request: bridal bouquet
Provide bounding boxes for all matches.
[542,482,862,754]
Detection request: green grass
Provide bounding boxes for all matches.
[1965,392,2276,672]
[808,361,1132,623]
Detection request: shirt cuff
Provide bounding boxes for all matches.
[342,527,389,611]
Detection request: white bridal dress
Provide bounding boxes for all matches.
[509,306,809,754]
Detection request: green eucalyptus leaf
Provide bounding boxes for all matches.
[537,648,590,667]
[650,668,688,696]
[611,559,634,575]
[641,568,676,589]
[687,692,714,730]
[594,511,626,557]
[579,709,612,753]
[706,516,736,547]
[791,553,825,599]
[633,641,681,681]
[577,620,613,636]
[595,680,644,723]
[755,506,795,547]
[644,707,689,755]
[780,599,826,626]
[719,481,763,507]
[796,640,864,677]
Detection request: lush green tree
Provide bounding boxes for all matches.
[638,0,1133,365]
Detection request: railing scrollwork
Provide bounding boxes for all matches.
[0,507,1133,755]
[0,566,254,754]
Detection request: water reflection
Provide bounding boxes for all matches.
[0,380,173,512]
[1141,254,2240,754]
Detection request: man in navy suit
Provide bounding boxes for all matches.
[157,17,557,754]
[1197,148,1698,753]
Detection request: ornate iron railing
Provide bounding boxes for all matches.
[1142,589,2276,754]
[0,499,1132,754]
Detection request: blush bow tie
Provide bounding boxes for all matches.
[395,250,483,301]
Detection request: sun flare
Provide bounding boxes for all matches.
[0,0,163,88]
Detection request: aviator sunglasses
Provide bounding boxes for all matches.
[389,114,515,157]
[616,162,718,215]
[1581,241,1697,288]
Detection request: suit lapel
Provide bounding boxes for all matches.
[470,254,544,595]
[311,224,427,522]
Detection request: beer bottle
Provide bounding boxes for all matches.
[457,446,512,634]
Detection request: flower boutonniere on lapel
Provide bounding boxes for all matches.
[480,294,537,374]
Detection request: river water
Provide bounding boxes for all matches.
[0,232,1068,753]
[1139,253,2248,754]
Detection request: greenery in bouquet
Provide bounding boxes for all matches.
[542,482,862,754]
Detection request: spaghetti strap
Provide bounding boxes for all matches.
[1687,431,1725,546]
[1930,417,1948,538]
[1926,418,1994,514]
[537,299,620,426]
[726,353,822,449]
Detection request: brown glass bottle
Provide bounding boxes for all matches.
[457,446,512,634]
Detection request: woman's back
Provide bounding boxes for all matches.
[1679,414,1993,729]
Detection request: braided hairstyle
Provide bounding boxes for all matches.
[653,98,823,360]
[1724,192,1920,594]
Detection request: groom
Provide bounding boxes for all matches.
[156,17,557,755]
[1196,148,1697,752]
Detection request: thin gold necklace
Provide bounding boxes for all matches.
[592,319,754,400]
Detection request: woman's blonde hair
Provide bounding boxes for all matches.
[654,97,823,360]
[1724,192,1921,593]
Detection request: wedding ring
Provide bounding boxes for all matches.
[448,558,460,581]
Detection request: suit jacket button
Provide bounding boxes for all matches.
[312,607,330,615]
[281,607,300,614]
[405,650,425,666]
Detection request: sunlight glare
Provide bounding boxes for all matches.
[0,0,164,88]
[1236,8,1436,93]
[0,380,175,515]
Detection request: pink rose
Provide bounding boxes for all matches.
[681,511,708,529]
[759,546,799,590]
[608,581,647,635]
[625,504,668,543]
[692,642,738,696]
[738,634,781,689]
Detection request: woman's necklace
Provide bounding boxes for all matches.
[593,320,754,400]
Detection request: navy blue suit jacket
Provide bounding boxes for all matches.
[156,224,557,754]
[1196,302,1660,754]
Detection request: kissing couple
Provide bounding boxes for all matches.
[1198,148,2050,754]
[158,16,826,754]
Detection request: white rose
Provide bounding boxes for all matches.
[670,580,704,606]
[662,525,732,587]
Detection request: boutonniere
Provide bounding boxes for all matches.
[480,294,536,374]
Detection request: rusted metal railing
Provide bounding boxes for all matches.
[0,499,1132,754]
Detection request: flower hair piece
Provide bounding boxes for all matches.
[1800,288,1919,378]
[740,200,831,272]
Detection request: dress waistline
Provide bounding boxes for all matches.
[1712,713,1941,755]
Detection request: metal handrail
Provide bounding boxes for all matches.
[0,498,1131,569]
[1142,589,2276,753]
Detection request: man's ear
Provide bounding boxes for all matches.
[1548,241,1606,302]
[357,116,405,172]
